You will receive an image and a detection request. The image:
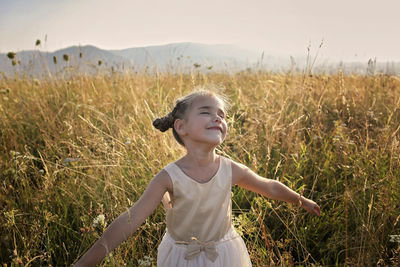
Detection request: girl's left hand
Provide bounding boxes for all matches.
[300,197,321,216]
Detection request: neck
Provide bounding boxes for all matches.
[183,143,218,167]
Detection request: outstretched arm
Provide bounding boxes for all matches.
[232,161,320,216]
[74,170,172,267]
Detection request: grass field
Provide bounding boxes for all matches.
[1,69,400,266]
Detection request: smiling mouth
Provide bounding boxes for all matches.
[207,127,223,133]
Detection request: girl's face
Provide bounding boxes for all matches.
[177,95,227,147]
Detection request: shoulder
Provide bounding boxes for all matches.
[150,168,173,192]
[223,157,252,185]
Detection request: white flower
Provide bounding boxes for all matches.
[93,214,106,228]
[389,235,400,243]
[138,256,154,266]
[10,150,20,157]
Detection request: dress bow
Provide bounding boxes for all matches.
[179,237,219,262]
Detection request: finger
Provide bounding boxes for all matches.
[314,205,321,216]
[307,206,315,215]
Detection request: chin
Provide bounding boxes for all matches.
[199,133,226,146]
[209,138,225,146]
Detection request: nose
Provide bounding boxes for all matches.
[213,115,222,123]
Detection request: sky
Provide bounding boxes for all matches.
[1,0,399,61]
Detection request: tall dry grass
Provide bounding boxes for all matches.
[1,70,400,266]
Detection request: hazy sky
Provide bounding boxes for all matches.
[1,0,399,61]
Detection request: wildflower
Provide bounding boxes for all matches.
[35,39,41,46]
[98,60,102,66]
[63,54,69,61]
[93,214,106,229]
[53,56,57,64]
[138,256,154,266]
[389,235,400,243]
[10,151,20,157]
[4,209,17,226]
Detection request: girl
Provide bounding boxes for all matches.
[74,90,320,267]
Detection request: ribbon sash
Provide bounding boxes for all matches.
[176,237,219,262]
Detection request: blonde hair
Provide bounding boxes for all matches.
[153,89,228,146]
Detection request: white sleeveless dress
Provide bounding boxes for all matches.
[157,156,252,267]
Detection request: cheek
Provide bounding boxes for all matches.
[222,122,228,132]
[190,116,208,129]
[194,116,208,126]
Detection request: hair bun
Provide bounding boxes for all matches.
[153,114,174,132]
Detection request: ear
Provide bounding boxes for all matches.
[174,119,186,136]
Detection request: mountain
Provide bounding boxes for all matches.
[0,43,262,76]
[1,42,399,76]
